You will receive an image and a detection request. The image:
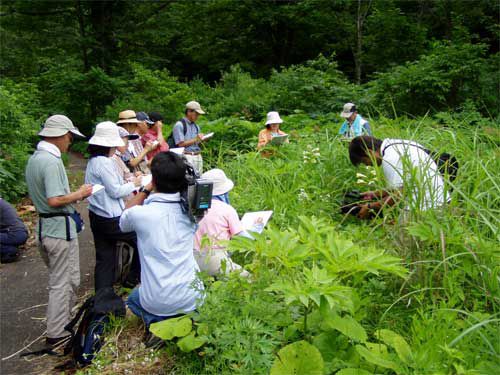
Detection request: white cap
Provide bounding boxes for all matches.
[88,121,125,147]
[201,169,234,196]
[265,111,283,126]
[38,115,85,138]
[186,101,206,114]
[341,103,357,118]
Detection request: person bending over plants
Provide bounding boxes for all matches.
[194,168,253,277]
[348,136,447,220]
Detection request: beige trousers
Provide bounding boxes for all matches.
[39,237,80,338]
[184,154,203,175]
[194,249,250,278]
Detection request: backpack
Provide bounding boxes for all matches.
[382,142,459,182]
[167,118,188,148]
[62,287,125,367]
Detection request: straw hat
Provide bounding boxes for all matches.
[201,169,234,196]
[265,111,283,126]
[38,115,85,138]
[89,122,125,147]
[117,110,140,124]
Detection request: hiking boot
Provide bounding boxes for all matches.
[143,331,165,349]
[46,335,70,347]
[1,252,19,264]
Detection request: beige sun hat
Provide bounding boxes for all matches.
[265,111,283,126]
[38,115,85,138]
[341,103,357,118]
[89,121,125,147]
[186,101,206,115]
[117,110,140,124]
[201,169,234,196]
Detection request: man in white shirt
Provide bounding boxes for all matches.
[348,136,446,218]
[120,152,202,330]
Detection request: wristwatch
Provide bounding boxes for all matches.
[139,186,151,197]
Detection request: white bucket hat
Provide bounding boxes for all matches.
[38,115,85,138]
[265,111,283,126]
[201,169,234,196]
[89,121,125,147]
[341,103,357,118]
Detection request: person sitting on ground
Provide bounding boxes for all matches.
[339,103,372,139]
[257,111,289,149]
[85,122,142,290]
[25,114,93,347]
[141,111,169,162]
[0,198,29,263]
[117,110,156,174]
[120,152,203,330]
[348,136,446,219]
[194,169,252,277]
[173,101,207,174]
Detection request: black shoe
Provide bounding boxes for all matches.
[1,252,19,264]
[46,335,70,347]
[144,333,165,349]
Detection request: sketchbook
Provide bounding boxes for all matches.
[270,134,288,145]
[240,211,273,234]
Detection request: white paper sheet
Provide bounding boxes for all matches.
[202,132,214,140]
[91,184,105,195]
[170,147,185,155]
[240,211,273,234]
[141,174,152,186]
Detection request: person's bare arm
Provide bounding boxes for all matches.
[47,184,93,207]
[129,143,154,168]
[177,134,204,148]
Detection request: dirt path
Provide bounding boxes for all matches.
[0,153,95,374]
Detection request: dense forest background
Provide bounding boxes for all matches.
[0,0,499,199]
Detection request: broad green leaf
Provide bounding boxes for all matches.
[323,314,367,343]
[337,369,372,375]
[355,345,400,371]
[312,332,338,362]
[270,340,324,375]
[375,329,413,364]
[149,316,192,340]
[177,332,207,352]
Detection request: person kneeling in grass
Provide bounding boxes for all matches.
[194,169,252,278]
[348,136,446,219]
[120,152,203,330]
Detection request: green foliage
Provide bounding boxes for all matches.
[270,340,324,375]
[367,42,495,116]
[0,80,42,201]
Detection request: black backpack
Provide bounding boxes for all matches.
[62,288,125,367]
[167,119,200,148]
[382,142,459,182]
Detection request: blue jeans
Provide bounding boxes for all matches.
[126,288,168,328]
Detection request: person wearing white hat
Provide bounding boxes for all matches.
[338,103,372,139]
[257,111,289,149]
[194,169,251,277]
[172,101,208,174]
[85,122,142,291]
[25,114,93,346]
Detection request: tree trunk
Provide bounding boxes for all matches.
[75,0,89,72]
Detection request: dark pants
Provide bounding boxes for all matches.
[0,229,28,262]
[89,211,140,291]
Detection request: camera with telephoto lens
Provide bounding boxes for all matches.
[180,164,213,223]
[340,190,381,219]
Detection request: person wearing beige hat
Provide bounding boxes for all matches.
[172,101,207,174]
[25,114,93,346]
[85,122,142,291]
[338,102,372,139]
[117,110,155,174]
[257,111,289,149]
[194,169,251,278]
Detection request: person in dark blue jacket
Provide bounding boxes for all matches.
[0,198,28,263]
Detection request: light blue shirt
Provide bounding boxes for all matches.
[85,156,136,218]
[119,193,203,316]
[173,118,201,152]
